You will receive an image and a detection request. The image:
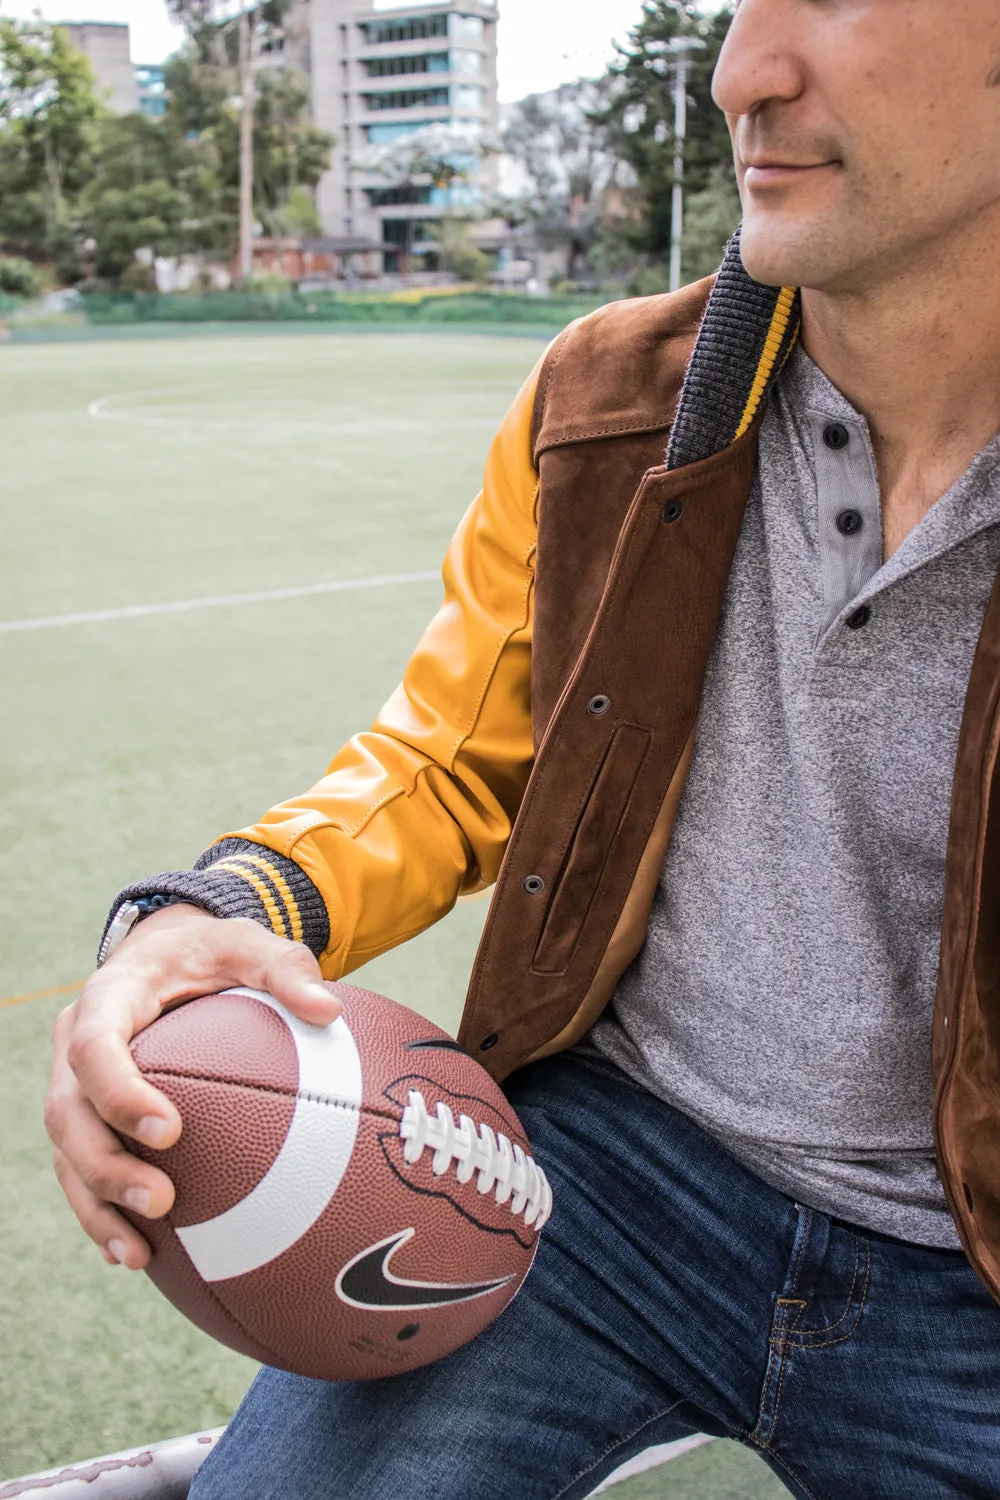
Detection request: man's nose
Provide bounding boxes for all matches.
[712,0,804,121]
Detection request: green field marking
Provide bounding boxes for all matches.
[0,331,785,1498]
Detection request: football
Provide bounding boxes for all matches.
[118,983,552,1381]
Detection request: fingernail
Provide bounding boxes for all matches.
[136,1115,170,1148]
[304,982,335,1005]
[123,1186,151,1215]
[107,1238,127,1264]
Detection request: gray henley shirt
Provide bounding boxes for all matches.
[587,343,1000,1249]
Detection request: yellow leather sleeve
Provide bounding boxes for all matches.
[221,358,541,976]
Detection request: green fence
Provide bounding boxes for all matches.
[78,288,616,328]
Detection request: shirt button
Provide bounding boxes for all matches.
[846,604,871,629]
[836,508,863,536]
[823,422,850,450]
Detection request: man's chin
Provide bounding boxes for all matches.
[737,213,839,291]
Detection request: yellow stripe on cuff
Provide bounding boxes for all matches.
[228,854,304,944]
[214,859,288,938]
[733,286,798,443]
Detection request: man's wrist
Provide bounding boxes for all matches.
[98,894,196,967]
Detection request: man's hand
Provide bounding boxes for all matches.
[45,903,340,1270]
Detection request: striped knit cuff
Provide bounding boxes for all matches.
[102,838,330,959]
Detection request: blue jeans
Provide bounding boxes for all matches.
[190,1054,1000,1499]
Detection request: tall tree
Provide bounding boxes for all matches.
[0,18,104,264]
[500,77,625,282]
[600,1,734,259]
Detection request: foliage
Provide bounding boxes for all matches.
[0,254,40,296]
[353,121,495,193]
[679,161,741,279]
[431,219,491,284]
[0,18,104,263]
[600,1,734,258]
[0,12,331,288]
[499,77,629,282]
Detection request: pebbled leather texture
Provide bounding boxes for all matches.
[119,983,543,1381]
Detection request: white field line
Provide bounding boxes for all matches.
[0,571,439,635]
[592,1435,716,1493]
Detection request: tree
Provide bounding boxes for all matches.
[599,2,734,259]
[164,3,331,274]
[0,18,104,265]
[353,120,494,195]
[500,77,628,283]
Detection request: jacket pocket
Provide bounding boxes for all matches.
[532,724,650,975]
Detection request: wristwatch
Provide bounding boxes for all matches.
[98,894,185,967]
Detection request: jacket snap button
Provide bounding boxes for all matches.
[587,694,611,715]
[836,509,863,536]
[823,422,850,450]
[522,874,545,895]
[846,604,871,630]
[662,501,684,523]
[480,1033,499,1051]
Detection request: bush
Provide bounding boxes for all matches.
[626,264,672,298]
[118,259,158,292]
[0,257,41,298]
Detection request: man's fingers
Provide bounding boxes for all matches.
[66,1013,182,1148]
[53,1149,153,1270]
[208,916,341,1026]
[45,1069,176,1218]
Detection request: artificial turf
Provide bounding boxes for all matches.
[0,328,784,1498]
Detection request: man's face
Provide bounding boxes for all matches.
[713,0,1000,291]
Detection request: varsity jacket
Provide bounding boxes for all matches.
[112,234,1000,1307]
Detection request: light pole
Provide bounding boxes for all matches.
[667,36,706,294]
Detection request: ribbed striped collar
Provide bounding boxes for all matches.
[667,227,801,471]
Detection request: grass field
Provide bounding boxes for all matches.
[0,328,785,1498]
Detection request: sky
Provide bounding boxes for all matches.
[0,0,649,101]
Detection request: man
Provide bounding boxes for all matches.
[44,0,1000,1494]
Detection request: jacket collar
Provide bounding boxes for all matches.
[666,228,800,471]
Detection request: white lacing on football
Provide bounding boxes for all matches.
[399,1091,553,1231]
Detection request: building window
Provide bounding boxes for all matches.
[452,83,483,112]
[360,15,448,45]
[450,14,485,42]
[366,184,434,206]
[364,87,449,111]
[449,48,483,74]
[365,120,436,143]
[364,52,449,78]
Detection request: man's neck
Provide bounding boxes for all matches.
[799,227,1000,559]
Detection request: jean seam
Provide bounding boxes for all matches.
[787,1240,871,1350]
[548,1397,702,1500]
[771,1236,865,1341]
[745,1436,822,1500]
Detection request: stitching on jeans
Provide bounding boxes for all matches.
[745,1437,822,1500]
[776,1238,865,1341]
[789,1242,871,1350]
[549,1398,707,1500]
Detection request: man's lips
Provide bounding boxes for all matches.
[742,161,839,187]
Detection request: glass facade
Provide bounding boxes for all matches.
[364,86,450,111]
[363,52,450,77]
[452,83,483,111]
[360,15,448,44]
[450,48,483,74]
[135,63,166,118]
[450,14,484,41]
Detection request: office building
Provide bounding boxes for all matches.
[135,64,168,119]
[284,0,500,271]
[58,21,139,114]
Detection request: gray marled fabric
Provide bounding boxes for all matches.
[587,344,1000,1249]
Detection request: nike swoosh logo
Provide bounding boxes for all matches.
[335,1229,515,1311]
